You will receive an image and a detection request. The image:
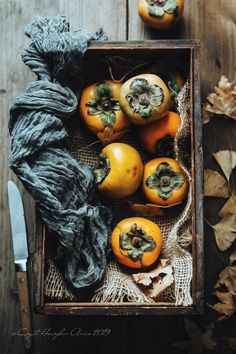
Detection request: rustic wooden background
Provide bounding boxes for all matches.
[0,0,236,353]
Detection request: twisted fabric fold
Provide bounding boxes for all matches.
[9,16,112,289]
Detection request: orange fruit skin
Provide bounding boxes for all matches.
[97,143,143,199]
[111,217,163,269]
[142,157,188,206]
[79,80,130,135]
[119,74,170,125]
[138,0,184,30]
[139,112,181,154]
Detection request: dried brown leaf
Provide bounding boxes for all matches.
[175,318,236,352]
[160,258,169,267]
[204,75,236,124]
[208,291,236,320]
[218,336,236,350]
[127,202,164,217]
[132,260,174,298]
[212,214,236,251]
[132,260,169,286]
[146,266,174,298]
[132,272,153,287]
[215,249,236,295]
[202,106,212,125]
[213,150,236,182]
[97,127,127,145]
[200,325,219,351]
[172,320,217,354]
[219,193,236,218]
[230,249,236,263]
[204,169,230,198]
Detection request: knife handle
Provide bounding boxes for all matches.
[16,271,32,350]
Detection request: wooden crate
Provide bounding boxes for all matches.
[32,40,203,315]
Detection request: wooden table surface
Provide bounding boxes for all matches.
[0,1,236,353]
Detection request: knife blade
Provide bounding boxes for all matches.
[7,181,32,350]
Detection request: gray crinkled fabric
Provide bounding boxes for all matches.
[9,16,112,289]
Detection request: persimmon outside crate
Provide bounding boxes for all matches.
[32,40,203,316]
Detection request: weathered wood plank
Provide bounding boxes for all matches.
[0,1,127,353]
[0,1,62,352]
[59,0,127,40]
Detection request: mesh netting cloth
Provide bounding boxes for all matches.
[45,81,193,306]
[92,261,153,303]
[45,258,76,301]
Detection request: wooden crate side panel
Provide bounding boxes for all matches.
[192,42,204,312]
[38,305,200,316]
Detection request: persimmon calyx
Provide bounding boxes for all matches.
[146,162,184,200]
[86,81,120,126]
[146,0,178,17]
[94,153,110,184]
[126,78,164,118]
[119,223,156,262]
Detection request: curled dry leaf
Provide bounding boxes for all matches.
[172,319,217,354]
[218,336,236,350]
[97,126,128,145]
[212,214,236,251]
[146,266,174,298]
[204,169,230,198]
[208,291,236,321]
[160,258,169,267]
[204,75,236,124]
[126,201,164,217]
[230,249,236,263]
[215,249,236,295]
[174,319,236,352]
[213,150,236,182]
[219,193,236,218]
[132,259,174,299]
[132,259,169,286]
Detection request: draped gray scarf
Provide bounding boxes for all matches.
[9,16,112,289]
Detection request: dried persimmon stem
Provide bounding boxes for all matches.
[106,58,152,82]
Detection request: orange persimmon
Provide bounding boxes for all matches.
[111,217,163,268]
[119,74,170,125]
[139,111,181,154]
[79,80,130,135]
[94,143,143,199]
[142,157,188,206]
[138,0,184,30]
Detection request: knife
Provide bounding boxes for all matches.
[7,181,32,350]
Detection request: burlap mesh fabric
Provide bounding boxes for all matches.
[45,258,75,301]
[91,261,153,303]
[45,73,193,305]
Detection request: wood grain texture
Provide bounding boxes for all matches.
[0,0,236,353]
[16,271,33,350]
[58,0,127,39]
